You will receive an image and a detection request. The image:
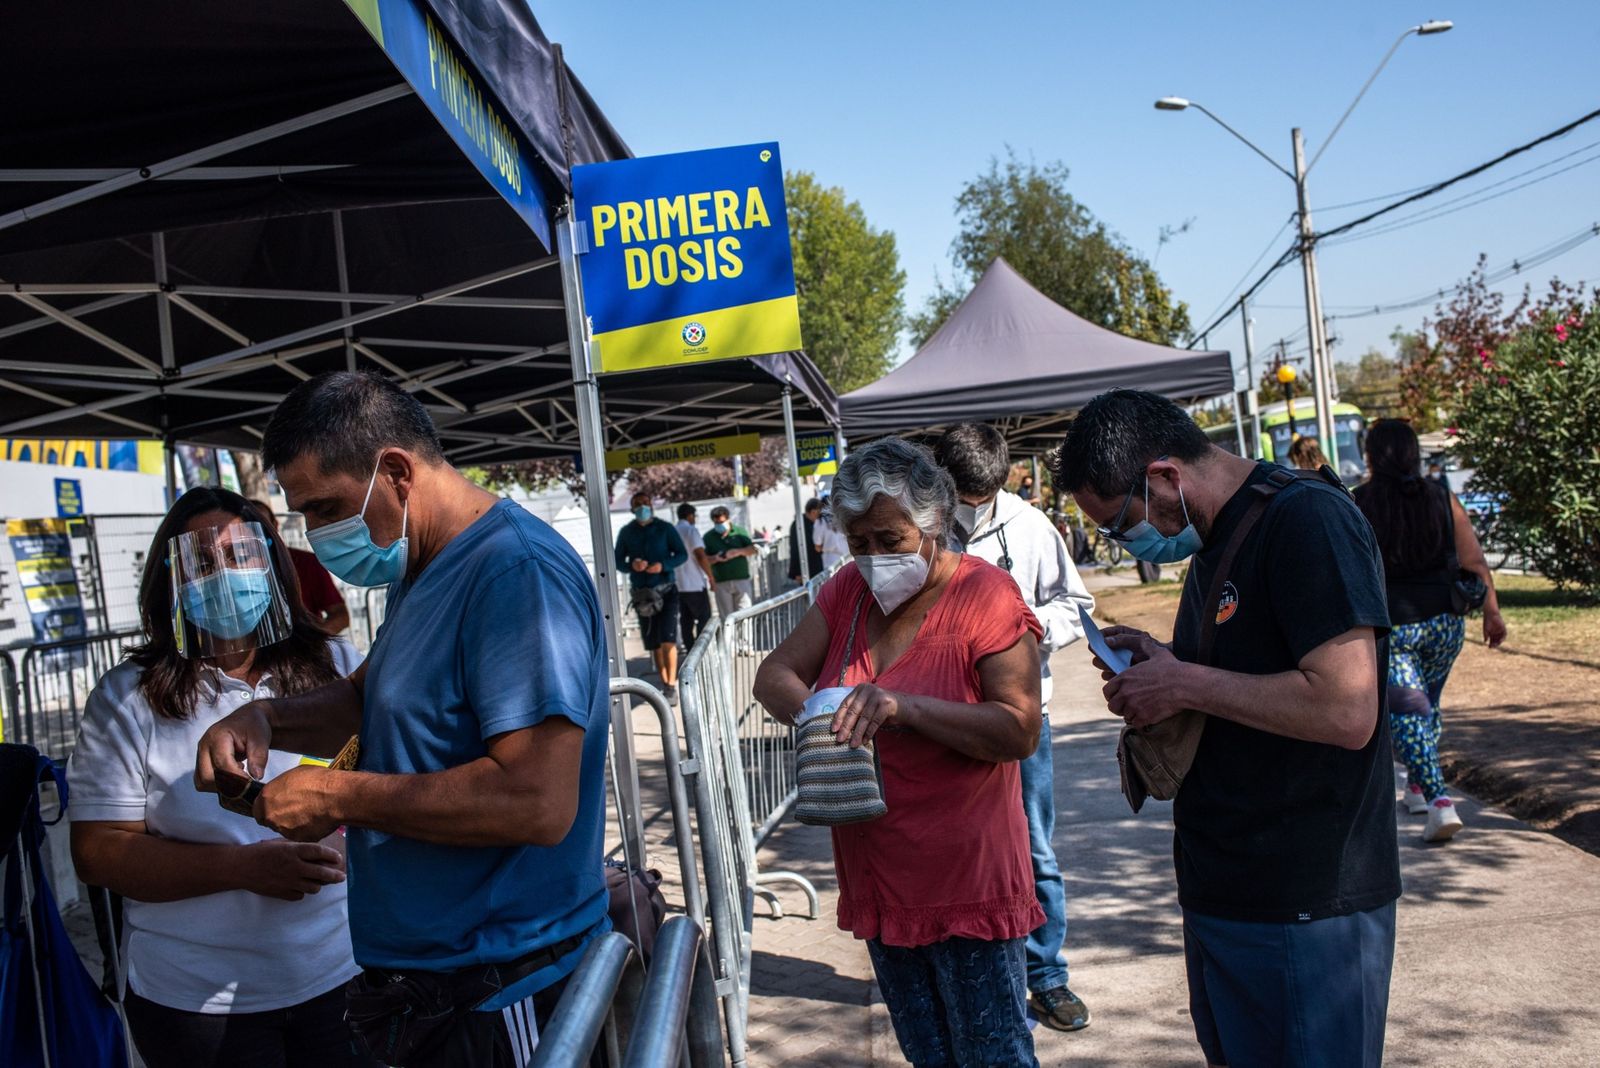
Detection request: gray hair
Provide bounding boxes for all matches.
[829,438,958,544]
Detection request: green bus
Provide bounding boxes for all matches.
[1205,398,1368,482]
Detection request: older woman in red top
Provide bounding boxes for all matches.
[755,438,1043,1067]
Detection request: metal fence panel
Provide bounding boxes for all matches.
[17,630,142,761]
[1,648,17,745]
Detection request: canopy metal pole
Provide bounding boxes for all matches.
[834,429,847,465]
[332,210,356,372]
[557,204,647,867]
[163,436,178,505]
[782,388,809,584]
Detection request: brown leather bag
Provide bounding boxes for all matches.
[1117,467,1336,813]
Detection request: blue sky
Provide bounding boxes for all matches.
[537,1,1600,389]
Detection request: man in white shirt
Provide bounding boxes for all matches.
[813,495,851,572]
[936,422,1095,1033]
[675,503,716,650]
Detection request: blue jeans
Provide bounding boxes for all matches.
[1021,710,1069,993]
[867,937,1037,1068]
[1182,902,1396,1067]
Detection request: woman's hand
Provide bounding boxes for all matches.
[238,838,345,901]
[1483,609,1507,649]
[832,683,903,748]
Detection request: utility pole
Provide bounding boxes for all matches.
[1292,128,1337,466]
[1238,296,1261,458]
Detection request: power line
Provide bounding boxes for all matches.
[1192,215,1296,331]
[1314,134,1600,215]
[1315,106,1600,243]
[1186,108,1600,345]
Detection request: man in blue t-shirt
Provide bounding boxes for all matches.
[195,371,609,1066]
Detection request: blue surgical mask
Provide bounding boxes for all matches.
[181,567,274,640]
[633,506,653,523]
[714,522,729,534]
[305,458,409,587]
[1117,476,1203,564]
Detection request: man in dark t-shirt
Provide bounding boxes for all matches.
[1053,390,1398,1068]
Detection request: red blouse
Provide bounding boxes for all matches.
[812,553,1045,947]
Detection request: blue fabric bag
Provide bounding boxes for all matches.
[1,743,129,1068]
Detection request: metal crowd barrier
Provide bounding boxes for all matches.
[622,916,706,1068]
[16,629,142,761]
[606,678,724,1068]
[530,932,636,1068]
[677,572,831,1068]
[1,647,18,744]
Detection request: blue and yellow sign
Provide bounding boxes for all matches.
[54,478,83,518]
[343,0,551,248]
[6,518,88,656]
[795,434,838,477]
[1,438,164,473]
[573,142,802,373]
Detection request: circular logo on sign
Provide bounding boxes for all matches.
[759,150,772,163]
[682,322,706,346]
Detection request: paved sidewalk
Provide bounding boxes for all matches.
[742,581,1600,1066]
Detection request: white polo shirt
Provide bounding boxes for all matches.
[675,519,709,593]
[67,640,364,1014]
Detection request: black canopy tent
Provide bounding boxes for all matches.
[840,257,1234,455]
[0,0,838,461]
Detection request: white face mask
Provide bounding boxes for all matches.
[855,534,931,615]
[955,498,996,540]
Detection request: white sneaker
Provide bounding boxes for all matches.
[1423,798,1464,842]
[1404,783,1429,815]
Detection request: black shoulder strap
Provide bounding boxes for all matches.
[1188,468,1328,665]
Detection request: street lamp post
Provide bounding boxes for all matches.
[1156,19,1452,470]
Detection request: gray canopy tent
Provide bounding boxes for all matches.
[840,257,1235,456]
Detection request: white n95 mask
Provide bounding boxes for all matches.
[855,535,931,615]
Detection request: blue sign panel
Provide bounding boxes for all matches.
[572,142,802,373]
[344,0,552,248]
[54,478,83,518]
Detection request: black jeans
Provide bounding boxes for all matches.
[678,590,712,649]
[125,984,373,1068]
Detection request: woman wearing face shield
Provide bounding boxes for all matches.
[753,438,1045,1067]
[66,488,369,1067]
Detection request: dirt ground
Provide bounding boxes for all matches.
[1093,573,1600,855]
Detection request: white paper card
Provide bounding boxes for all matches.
[1080,605,1133,675]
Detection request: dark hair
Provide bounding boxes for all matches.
[934,423,1010,497]
[1353,419,1450,574]
[1052,389,1213,497]
[677,502,696,520]
[804,497,823,514]
[262,371,443,479]
[128,488,339,720]
[710,506,730,521]
[1288,436,1329,471]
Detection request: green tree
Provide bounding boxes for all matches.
[1455,299,1600,600]
[786,171,905,393]
[1335,349,1404,420]
[910,153,1190,346]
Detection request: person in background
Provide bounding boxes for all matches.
[617,492,688,702]
[1289,435,1329,471]
[252,499,351,636]
[194,371,612,1066]
[814,494,851,572]
[69,488,367,1068]
[754,439,1044,1067]
[1017,473,1037,503]
[705,505,758,619]
[1353,419,1506,843]
[1426,459,1450,490]
[674,502,715,651]
[1055,389,1399,1068]
[935,423,1095,1033]
[788,497,824,583]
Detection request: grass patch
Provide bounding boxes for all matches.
[1489,573,1600,665]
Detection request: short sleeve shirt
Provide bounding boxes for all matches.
[354,500,610,1003]
[67,640,364,1013]
[813,555,1045,947]
[674,520,708,593]
[1171,464,1398,923]
[705,526,754,582]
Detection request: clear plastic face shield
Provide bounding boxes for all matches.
[168,520,292,659]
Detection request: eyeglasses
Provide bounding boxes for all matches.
[1094,456,1166,542]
